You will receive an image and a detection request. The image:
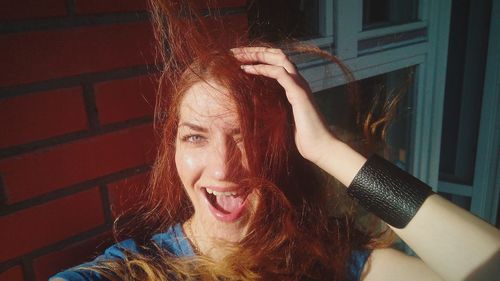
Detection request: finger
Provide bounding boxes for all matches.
[240,64,306,103]
[231,47,282,54]
[233,51,298,75]
[234,51,297,74]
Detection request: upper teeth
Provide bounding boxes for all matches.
[206,188,237,196]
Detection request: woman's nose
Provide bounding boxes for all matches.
[208,137,242,181]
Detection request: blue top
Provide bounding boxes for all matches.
[51,223,370,281]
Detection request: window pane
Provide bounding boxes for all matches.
[438,0,490,185]
[248,0,321,41]
[313,66,416,170]
[363,0,419,30]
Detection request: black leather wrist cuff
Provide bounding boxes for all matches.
[347,154,433,228]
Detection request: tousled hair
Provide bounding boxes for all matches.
[85,0,400,280]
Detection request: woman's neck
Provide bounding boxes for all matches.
[183,215,247,260]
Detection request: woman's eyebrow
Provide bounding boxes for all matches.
[178,122,208,132]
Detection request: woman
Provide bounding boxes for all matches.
[52,1,500,280]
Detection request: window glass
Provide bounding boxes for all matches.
[247,0,321,41]
[313,66,416,170]
[438,0,490,186]
[363,0,420,30]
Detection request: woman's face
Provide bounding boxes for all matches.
[175,80,258,243]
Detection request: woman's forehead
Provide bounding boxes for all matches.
[178,81,239,126]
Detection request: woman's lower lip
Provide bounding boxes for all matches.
[203,193,248,222]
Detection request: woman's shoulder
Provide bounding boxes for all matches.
[50,223,192,281]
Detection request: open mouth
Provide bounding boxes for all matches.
[202,187,249,221]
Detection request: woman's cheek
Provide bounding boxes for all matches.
[176,149,205,187]
[183,153,198,172]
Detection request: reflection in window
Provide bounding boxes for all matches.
[247,0,320,41]
[363,0,419,30]
[315,67,417,254]
[313,67,416,170]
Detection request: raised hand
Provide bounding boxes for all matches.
[230,47,335,166]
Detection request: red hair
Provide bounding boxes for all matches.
[95,1,389,280]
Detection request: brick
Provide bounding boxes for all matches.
[0,188,104,263]
[0,124,155,204]
[0,266,23,281]
[75,0,148,14]
[95,75,157,125]
[0,22,155,87]
[0,0,66,21]
[108,172,149,217]
[33,231,113,281]
[0,87,88,149]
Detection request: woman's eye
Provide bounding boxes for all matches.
[182,134,206,143]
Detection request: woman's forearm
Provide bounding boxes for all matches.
[394,195,500,281]
[316,136,500,281]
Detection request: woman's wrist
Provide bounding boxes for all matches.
[347,154,434,228]
[313,136,367,187]
[315,137,434,228]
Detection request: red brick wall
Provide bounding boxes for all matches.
[0,1,247,280]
